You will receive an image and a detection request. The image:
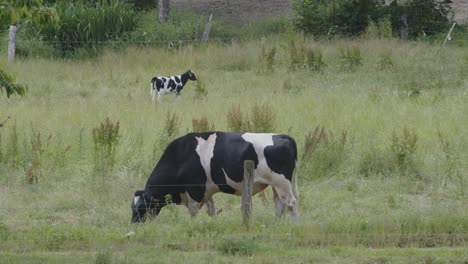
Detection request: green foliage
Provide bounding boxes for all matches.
[293,0,382,37]
[0,0,58,25]
[398,0,452,39]
[366,15,393,39]
[339,46,363,71]
[92,117,120,176]
[32,0,137,57]
[0,69,27,98]
[217,236,258,256]
[293,0,452,38]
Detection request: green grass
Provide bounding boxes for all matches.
[0,35,467,262]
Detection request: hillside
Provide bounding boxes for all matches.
[172,0,468,24]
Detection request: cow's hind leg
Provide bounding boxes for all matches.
[271,173,299,222]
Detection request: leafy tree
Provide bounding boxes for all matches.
[0,0,58,60]
[292,0,452,38]
[0,0,58,26]
[0,69,27,98]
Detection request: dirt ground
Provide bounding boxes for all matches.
[172,0,468,24]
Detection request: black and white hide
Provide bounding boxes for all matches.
[150,70,197,102]
[131,132,299,223]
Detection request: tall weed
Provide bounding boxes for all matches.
[192,116,215,133]
[390,127,419,176]
[92,117,120,176]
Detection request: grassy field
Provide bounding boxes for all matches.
[0,36,467,263]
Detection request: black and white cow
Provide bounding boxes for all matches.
[131,132,299,223]
[150,70,197,102]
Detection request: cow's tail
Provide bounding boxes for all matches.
[293,164,299,200]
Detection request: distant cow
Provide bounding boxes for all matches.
[150,70,197,102]
[131,132,299,223]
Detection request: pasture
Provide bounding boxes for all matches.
[0,36,467,263]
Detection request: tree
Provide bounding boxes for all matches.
[0,69,27,97]
[0,0,58,61]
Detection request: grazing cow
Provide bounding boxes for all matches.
[150,70,197,102]
[131,132,299,223]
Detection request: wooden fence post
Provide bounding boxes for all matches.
[8,25,18,62]
[202,14,212,43]
[242,160,254,229]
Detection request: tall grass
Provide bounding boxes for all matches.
[0,36,467,262]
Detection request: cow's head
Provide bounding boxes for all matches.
[131,190,159,223]
[187,70,197,81]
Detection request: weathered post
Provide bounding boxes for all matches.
[8,25,18,61]
[242,160,254,229]
[201,14,213,43]
[400,14,408,41]
[159,0,170,24]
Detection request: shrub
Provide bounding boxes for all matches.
[217,236,258,256]
[92,117,120,176]
[339,46,362,72]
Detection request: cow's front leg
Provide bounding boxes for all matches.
[272,188,285,220]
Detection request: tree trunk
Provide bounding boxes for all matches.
[159,0,170,24]
[8,25,18,62]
